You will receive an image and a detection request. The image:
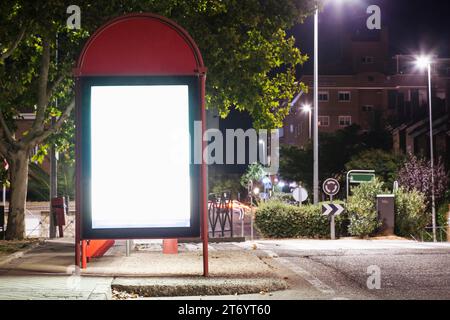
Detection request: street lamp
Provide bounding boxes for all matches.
[302,103,312,140]
[312,0,353,204]
[415,55,437,243]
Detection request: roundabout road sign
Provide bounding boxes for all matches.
[323,178,340,196]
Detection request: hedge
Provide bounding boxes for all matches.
[254,200,346,239]
[394,187,427,238]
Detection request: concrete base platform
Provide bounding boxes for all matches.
[112,277,287,297]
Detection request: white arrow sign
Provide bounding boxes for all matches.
[322,203,345,216]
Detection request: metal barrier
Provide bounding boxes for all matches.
[208,192,233,238]
[420,226,448,242]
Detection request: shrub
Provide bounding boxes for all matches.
[397,154,448,209]
[271,192,295,204]
[394,187,427,238]
[254,200,345,239]
[347,178,384,237]
[437,201,449,228]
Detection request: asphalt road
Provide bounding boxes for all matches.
[233,240,450,300]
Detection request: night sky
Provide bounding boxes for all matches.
[294,0,450,73]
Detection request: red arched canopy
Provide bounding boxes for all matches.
[75,13,205,76]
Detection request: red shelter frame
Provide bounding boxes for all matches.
[74,13,208,276]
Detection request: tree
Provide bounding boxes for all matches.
[397,154,449,209]
[0,1,315,239]
[345,149,404,189]
[240,162,266,189]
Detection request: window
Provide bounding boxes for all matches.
[290,124,294,134]
[278,128,284,138]
[318,91,329,102]
[318,116,330,127]
[339,116,352,127]
[362,105,374,112]
[294,124,301,137]
[338,91,351,102]
[362,56,374,64]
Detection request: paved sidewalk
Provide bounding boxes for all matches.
[0,239,284,300]
[0,273,113,300]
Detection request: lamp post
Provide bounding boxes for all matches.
[302,103,312,140]
[415,55,437,243]
[312,0,352,204]
[313,5,319,204]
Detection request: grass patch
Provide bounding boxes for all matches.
[0,240,37,256]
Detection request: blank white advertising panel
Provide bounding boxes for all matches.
[90,85,191,229]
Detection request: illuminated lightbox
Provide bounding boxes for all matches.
[81,78,201,238]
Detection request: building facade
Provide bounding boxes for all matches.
[280,29,450,166]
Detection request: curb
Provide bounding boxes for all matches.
[0,241,42,268]
[111,277,288,298]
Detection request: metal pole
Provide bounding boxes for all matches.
[309,109,312,140]
[49,34,59,239]
[200,70,209,276]
[49,119,57,239]
[126,240,130,256]
[250,194,254,241]
[330,194,335,240]
[427,63,437,243]
[313,6,319,205]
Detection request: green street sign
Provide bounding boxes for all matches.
[349,173,375,184]
[346,170,376,199]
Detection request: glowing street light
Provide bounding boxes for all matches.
[415,55,432,69]
[415,54,437,243]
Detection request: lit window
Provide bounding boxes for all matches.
[318,116,330,127]
[339,116,352,127]
[338,91,351,102]
[290,124,294,134]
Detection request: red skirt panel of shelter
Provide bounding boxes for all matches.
[50,197,66,238]
[80,240,115,269]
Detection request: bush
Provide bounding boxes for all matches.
[437,201,449,228]
[271,192,295,204]
[347,178,384,237]
[394,187,427,238]
[254,200,345,239]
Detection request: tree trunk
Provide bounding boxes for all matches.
[5,149,29,240]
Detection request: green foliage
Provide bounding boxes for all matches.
[27,157,75,201]
[394,187,427,238]
[280,125,394,189]
[255,200,346,239]
[271,192,295,204]
[347,178,384,237]
[240,162,266,188]
[345,149,403,189]
[209,174,243,196]
[437,201,449,228]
